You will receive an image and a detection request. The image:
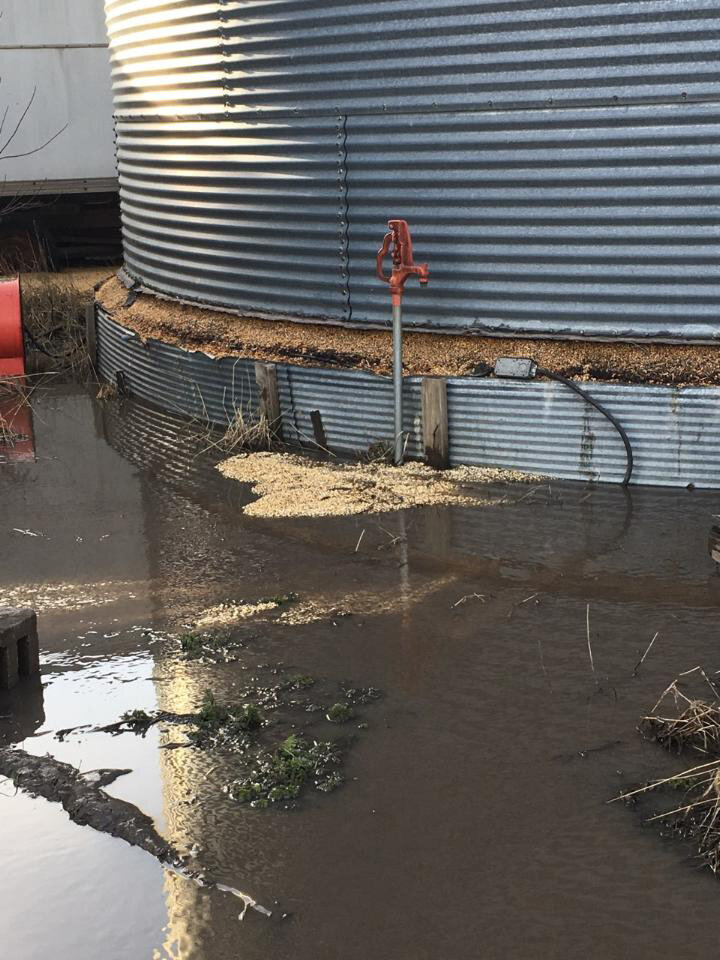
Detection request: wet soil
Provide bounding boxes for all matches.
[2,385,720,959]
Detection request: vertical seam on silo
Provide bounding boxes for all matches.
[337,113,352,324]
[217,0,231,118]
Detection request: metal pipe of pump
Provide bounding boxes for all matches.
[377,220,428,464]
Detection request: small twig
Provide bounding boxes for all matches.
[354,529,365,553]
[632,631,659,677]
[452,592,485,608]
[609,759,720,803]
[520,593,539,605]
[586,603,596,681]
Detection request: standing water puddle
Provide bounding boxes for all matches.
[2,384,720,959]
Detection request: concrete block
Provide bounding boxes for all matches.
[0,607,39,690]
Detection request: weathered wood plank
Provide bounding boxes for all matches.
[422,377,449,470]
[254,362,282,439]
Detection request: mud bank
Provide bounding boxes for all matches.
[0,747,174,861]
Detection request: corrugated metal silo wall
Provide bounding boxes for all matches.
[105,1,720,341]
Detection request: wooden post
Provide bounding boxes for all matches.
[310,409,328,455]
[85,302,97,369]
[254,362,282,439]
[422,377,449,469]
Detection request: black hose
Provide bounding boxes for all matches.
[536,367,633,487]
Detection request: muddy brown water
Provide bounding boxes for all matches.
[2,384,720,959]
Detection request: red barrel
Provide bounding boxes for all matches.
[0,276,24,377]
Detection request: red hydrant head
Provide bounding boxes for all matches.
[377,219,429,306]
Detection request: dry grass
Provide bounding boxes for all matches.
[614,675,720,874]
[219,407,272,453]
[199,406,273,456]
[0,376,41,448]
[20,275,91,379]
[641,681,720,755]
[96,380,118,404]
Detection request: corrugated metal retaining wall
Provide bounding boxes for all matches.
[104,0,720,342]
[97,309,720,487]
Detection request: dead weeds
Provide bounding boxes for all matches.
[616,671,720,874]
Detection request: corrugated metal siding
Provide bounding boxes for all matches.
[115,117,347,317]
[97,308,259,422]
[105,0,227,118]
[97,307,421,453]
[448,376,720,486]
[277,364,423,457]
[345,103,720,340]
[96,310,720,487]
[108,1,720,120]
[105,0,720,341]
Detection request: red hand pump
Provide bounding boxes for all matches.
[376,220,428,464]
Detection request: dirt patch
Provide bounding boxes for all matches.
[98,273,720,385]
[217,451,535,518]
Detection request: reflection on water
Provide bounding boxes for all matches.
[2,385,720,960]
[0,790,172,960]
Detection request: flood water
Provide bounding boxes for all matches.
[2,384,720,959]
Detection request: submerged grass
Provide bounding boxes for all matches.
[0,375,47,450]
[190,691,265,748]
[227,733,343,808]
[178,629,249,661]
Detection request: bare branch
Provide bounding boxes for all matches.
[0,122,68,161]
[0,87,37,157]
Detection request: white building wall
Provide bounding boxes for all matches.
[0,0,116,192]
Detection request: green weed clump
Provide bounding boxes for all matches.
[283,674,315,691]
[197,691,229,729]
[180,633,204,658]
[259,592,298,607]
[190,692,265,748]
[326,702,352,724]
[179,630,246,661]
[228,734,342,808]
[233,703,264,733]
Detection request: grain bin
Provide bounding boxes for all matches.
[97,2,720,487]
[105,0,720,341]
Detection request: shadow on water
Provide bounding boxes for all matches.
[1,384,720,960]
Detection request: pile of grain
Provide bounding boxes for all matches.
[217,451,536,518]
[98,273,720,385]
[194,599,285,628]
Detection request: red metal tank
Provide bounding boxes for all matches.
[0,276,24,377]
